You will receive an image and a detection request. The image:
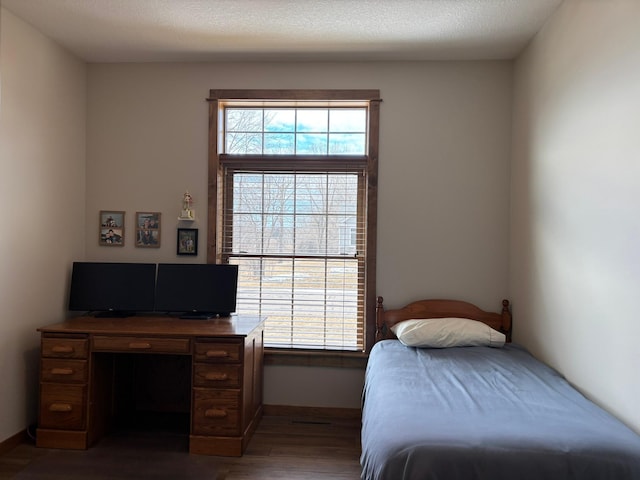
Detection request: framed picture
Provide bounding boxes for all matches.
[99,211,125,246]
[136,211,161,248]
[177,228,198,256]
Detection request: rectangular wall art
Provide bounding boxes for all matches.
[136,211,161,248]
[177,228,198,256]
[99,211,125,246]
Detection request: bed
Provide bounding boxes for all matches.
[360,296,640,480]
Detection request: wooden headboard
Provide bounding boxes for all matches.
[375,296,512,343]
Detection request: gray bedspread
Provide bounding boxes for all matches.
[361,340,640,480]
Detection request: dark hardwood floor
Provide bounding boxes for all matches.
[0,415,362,480]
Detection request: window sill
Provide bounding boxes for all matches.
[264,348,368,368]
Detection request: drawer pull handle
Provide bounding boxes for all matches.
[51,368,74,375]
[205,373,228,381]
[128,342,152,350]
[206,350,229,358]
[49,403,73,412]
[51,346,74,354]
[204,408,227,418]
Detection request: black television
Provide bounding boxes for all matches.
[154,263,238,319]
[68,262,157,317]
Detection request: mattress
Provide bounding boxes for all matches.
[360,340,640,480]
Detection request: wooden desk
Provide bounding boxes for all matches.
[36,315,264,456]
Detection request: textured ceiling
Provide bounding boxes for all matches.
[1,0,564,62]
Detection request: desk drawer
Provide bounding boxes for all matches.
[42,338,88,359]
[39,383,86,430]
[92,336,190,354]
[192,389,240,435]
[194,342,241,363]
[41,359,87,383]
[193,364,241,388]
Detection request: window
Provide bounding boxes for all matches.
[207,90,380,352]
[225,107,367,155]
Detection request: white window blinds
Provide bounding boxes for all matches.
[223,170,366,350]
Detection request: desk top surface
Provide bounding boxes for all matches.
[38,314,264,337]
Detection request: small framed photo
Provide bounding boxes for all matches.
[177,228,198,256]
[136,212,161,248]
[99,211,125,246]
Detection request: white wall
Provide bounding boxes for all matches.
[511,0,640,432]
[86,61,512,306]
[86,61,512,408]
[0,8,86,442]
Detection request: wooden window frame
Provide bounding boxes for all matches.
[207,89,380,352]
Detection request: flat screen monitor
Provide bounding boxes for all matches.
[154,263,238,319]
[68,262,157,317]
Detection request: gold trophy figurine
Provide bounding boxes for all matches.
[180,191,194,220]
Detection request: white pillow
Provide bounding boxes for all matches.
[390,317,505,348]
